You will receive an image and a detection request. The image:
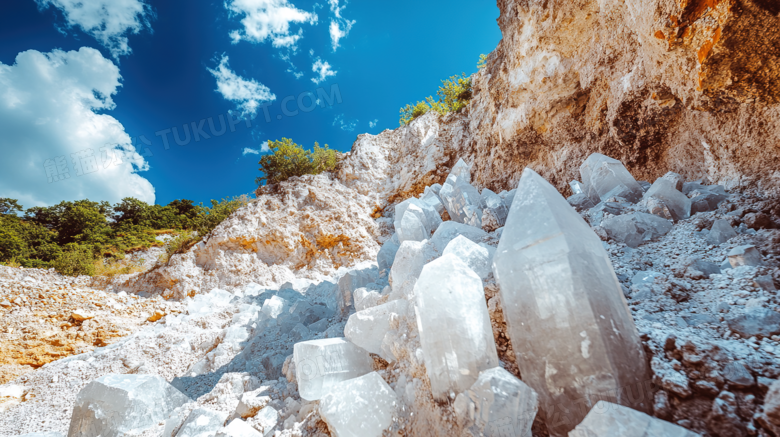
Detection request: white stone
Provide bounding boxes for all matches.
[293,338,374,401]
[601,212,673,248]
[570,180,584,195]
[337,268,376,314]
[216,419,263,437]
[261,296,286,319]
[414,254,499,400]
[580,153,644,203]
[344,299,408,357]
[707,219,737,245]
[465,367,538,437]
[249,406,278,436]
[493,168,651,436]
[175,408,228,437]
[448,178,487,227]
[394,198,441,242]
[319,372,397,437]
[643,178,691,221]
[430,221,489,253]
[481,188,509,231]
[728,245,763,267]
[569,401,700,436]
[377,234,400,272]
[442,235,492,279]
[67,374,189,437]
[450,158,472,184]
[235,389,272,419]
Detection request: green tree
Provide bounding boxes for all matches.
[52,243,95,277]
[399,101,431,126]
[0,198,23,215]
[399,73,473,126]
[113,197,152,227]
[256,138,341,186]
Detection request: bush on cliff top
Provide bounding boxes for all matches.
[256,138,341,186]
[399,73,474,126]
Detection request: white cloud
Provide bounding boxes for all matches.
[333,114,357,132]
[0,47,155,208]
[369,119,378,128]
[242,141,271,156]
[225,0,317,49]
[36,0,153,58]
[328,0,355,51]
[208,55,276,118]
[311,58,337,84]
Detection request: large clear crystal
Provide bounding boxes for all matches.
[390,240,436,298]
[430,221,488,253]
[569,401,700,436]
[293,338,374,401]
[68,374,189,437]
[580,153,644,203]
[344,299,408,356]
[337,268,376,315]
[414,254,499,400]
[707,219,737,246]
[643,178,691,221]
[421,189,446,217]
[394,198,441,242]
[449,178,487,227]
[175,408,228,437]
[462,367,539,437]
[319,372,397,437]
[442,235,492,279]
[377,234,400,273]
[493,168,652,436]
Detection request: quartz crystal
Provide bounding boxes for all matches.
[601,212,672,248]
[68,374,189,437]
[643,178,691,221]
[319,372,397,437]
[337,269,376,314]
[462,367,538,437]
[567,193,596,212]
[344,299,408,356]
[394,198,442,242]
[293,338,374,401]
[450,158,472,184]
[216,419,263,437]
[390,240,436,298]
[262,296,287,319]
[481,188,509,231]
[570,180,585,195]
[707,220,737,246]
[442,235,492,279]
[493,168,652,436]
[421,189,446,217]
[377,234,400,273]
[501,189,517,209]
[175,408,228,437]
[580,153,644,203]
[249,407,278,436]
[448,178,487,227]
[430,221,488,253]
[728,245,763,267]
[661,172,686,191]
[414,254,498,400]
[569,401,700,436]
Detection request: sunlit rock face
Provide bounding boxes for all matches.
[493,168,652,436]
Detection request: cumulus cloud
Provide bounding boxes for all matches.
[333,114,357,132]
[369,119,378,128]
[36,0,153,58]
[328,0,355,51]
[226,0,317,49]
[311,58,337,84]
[0,47,155,207]
[242,141,270,156]
[208,55,276,118]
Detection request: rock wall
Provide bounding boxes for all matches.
[460,0,780,195]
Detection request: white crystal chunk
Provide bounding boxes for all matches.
[345,299,408,357]
[68,374,189,437]
[464,367,539,437]
[414,254,499,400]
[293,338,374,401]
[262,296,286,319]
[493,168,651,436]
[319,372,397,437]
[569,401,700,436]
[481,188,509,231]
[377,234,400,272]
[643,178,691,221]
[442,235,492,279]
[728,245,763,267]
[390,240,436,298]
[337,268,376,314]
[580,153,644,203]
[450,158,472,184]
[430,221,489,253]
[175,408,228,437]
[601,212,672,248]
[216,419,263,437]
[707,219,737,245]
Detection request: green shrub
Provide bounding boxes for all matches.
[477,54,488,70]
[53,244,96,277]
[399,73,473,126]
[399,101,431,126]
[256,138,341,186]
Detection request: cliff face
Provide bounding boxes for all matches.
[460,0,780,195]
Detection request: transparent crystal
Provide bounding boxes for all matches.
[570,180,585,195]
[337,268,376,314]
[414,254,499,400]
[450,158,472,184]
[421,189,446,217]
[68,374,189,437]
[293,338,374,401]
[261,296,287,319]
[643,178,691,221]
[448,178,487,227]
[394,198,441,242]
[481,188,509,231]
[345,299,408,356]
[377,234,400,273]
[493,168,652,436]
[175,408,228,437]
[569,401,699,436]
[430,221,489,253]
[661,172,686,191]
[248,406,278,436]
[601,212,673,248]
[708,219,737,245]
[216,419,263,437]
[353,288,382,312]
[567,193,596,212]
[580,153,644,203]
[319,372,397,437]
[728,245,763,267]
[500,189,517,208]
[465,367,539,437]
[442,235,492,279]
[390,240,436,298]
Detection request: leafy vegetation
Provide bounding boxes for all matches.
[256,138,341,186]
[477,54,488,70]
[399,73,474,126]
[0,195,248,276]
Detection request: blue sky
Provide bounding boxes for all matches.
[0,0,501,207]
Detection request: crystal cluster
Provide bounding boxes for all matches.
[319,372,398,437]
[68,374,189,437]
[344,299,408,356]
[414,254,499,400]
[293,338,374,401]
[493,168,651,436]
